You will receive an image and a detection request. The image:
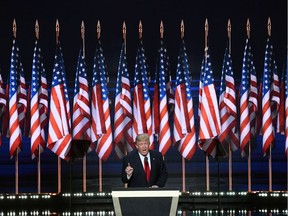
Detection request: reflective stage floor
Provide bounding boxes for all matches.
[0,191,287,216]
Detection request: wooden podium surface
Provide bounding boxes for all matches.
[112,188,180,216]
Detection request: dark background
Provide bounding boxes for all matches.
[0,0,286,193]
[0,0,286,82]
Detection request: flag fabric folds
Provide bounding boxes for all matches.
[114,42,133,159]
[285,55,288,157]
[198,49,222,158]
[132,40,153,148]
[173,39,196,160]
[239,38,258,157]
[90,39,113,161]
[153,39,172,156]
[47,42,71,160]
[276,65,285,135]
[262,36,279,156]
[0,73,7,146]
[219,45,239,152]
[30,39,49,159]
[9,38,27,158]
[72,47,91,147]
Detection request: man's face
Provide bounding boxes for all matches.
[135,139,149,156]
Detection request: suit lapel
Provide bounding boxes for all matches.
[149,152,155,179]
[135,151,146,174]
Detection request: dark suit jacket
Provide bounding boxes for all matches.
[121,149,168,187]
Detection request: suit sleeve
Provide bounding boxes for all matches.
[121,156,129,184]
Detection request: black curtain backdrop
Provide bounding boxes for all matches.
[0,0,286,84]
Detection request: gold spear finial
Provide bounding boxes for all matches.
[81,20,85,40]
[122,21,126,41]
[267,17,271,36]
[56,19,60,44]
[180,19,184,39]
[13,19,17,38]
[227,19,231,38]
[81,20,85,58]
[139,20,143,39]
[205,18,209,53]
[160,20,164,39]
[227,19,231,54]
[35,19,39,40]
[246,18,250,39]
[123,21,127,54]
[97,20,101,40]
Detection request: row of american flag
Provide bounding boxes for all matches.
[0,19,287,163]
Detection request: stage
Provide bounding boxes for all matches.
[0,191,287,215]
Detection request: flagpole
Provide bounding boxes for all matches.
[35,19,42,194]
[80,21,88,193]
[204,18,210,192]
[56,19,62,194]
[227,19,233,191]
[96,20,103,192]
[122,21,129,189]
[12,19,19,195]
[267,17,273,192]
[180,19,186,192]
[246,18,252,192]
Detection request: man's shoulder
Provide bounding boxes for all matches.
[150,150,162,157]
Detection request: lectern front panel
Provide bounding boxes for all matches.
[112,189,179,216]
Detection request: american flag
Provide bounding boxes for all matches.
[198,50,222,158]
[262,36,279,156]
[2,83,9,139]
[90,40,113,161]
[9,39,27,158]
[239,38,258,157]
[114,42,133,159]
[0,74,7,146]
[47,42,71,160]
[72,47,91,147]
[23,85,31,137]
[285,55,288,157]
[153,39,172,156]
[218,46,239,151]
[30,39,48,159]
[276,64,285,135]
[173,40,196,160]
[132,40,153,148]
[270,49,280,130]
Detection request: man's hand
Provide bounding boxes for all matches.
[125,163,134,177]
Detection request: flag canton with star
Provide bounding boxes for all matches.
[220,48,233,94]
[31,40,42,98]
[92,41,109,100]
[115,43,129,95]
[263,37,274,96]
[52,44,69,95]
[74,48,87,96]
[9,40,22,100]
[159,41,171,101]
[203,53,215,87]
[240,39,252,95]
[175,40,192,101]
[134,40,150,101]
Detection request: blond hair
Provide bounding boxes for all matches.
[135,133,149,143]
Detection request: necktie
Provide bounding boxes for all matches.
[144,156,150,183]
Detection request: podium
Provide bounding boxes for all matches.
[112,188,180,216]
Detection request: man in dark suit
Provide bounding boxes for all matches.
[121,133,168,187]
